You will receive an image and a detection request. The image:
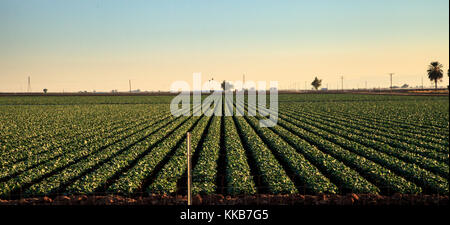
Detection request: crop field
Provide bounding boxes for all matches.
[0,94,448,199]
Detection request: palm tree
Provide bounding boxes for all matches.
[221,80,233,91]
[427,61,443,90]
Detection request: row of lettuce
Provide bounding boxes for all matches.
[0,98,448,197]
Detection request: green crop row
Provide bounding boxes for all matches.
[283,107,449,176]
[1,105,169,156]
[0,108,169,182]
[0,112,168,198]
[0,94,447,196]
[314,98,449,130]
[147,98,222,194]
[64,119,189,194]
[25,114,176,196]
[223,100,256,195]
[0,108,165,168]
[191,116,221,194]
[65,106,202,195]
[277,112,449,194]
[148,114,211,194]
[328,103,448,140]
[233,101,297,194]
[244,115,339,194]
[247,104,379,194]
[106,111,202,195]
[283,104,449,158]
[254,104,422,194]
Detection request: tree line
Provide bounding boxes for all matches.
[309,61,448,90]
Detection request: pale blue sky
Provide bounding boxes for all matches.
[0,0,448,92]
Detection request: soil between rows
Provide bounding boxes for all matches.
[0,194,448,206]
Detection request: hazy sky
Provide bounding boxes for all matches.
[0,0,449,92]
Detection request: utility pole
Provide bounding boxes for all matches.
[341,76,344,92]
[389,73,394,90]
[27,76,32,93]
[365,81,367,90]
[129,80,132,93]
[421,77,424,89]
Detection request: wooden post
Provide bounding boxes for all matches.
[187,132,192,206]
